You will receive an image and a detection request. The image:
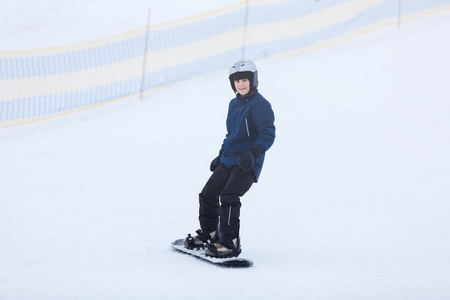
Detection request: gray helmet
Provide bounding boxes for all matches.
[228,60,258,93]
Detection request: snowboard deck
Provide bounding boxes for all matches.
[171,239,253,267]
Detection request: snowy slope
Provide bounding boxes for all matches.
[1,0,241,50]
[1,4,450,300]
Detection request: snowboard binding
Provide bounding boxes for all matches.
[185,233,203,250]
[184,229,217,250]
[204,237,241,258]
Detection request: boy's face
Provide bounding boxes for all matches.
[234,78,250,95]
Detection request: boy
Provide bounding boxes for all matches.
[184,60,275,258]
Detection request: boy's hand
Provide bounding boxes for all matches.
[210,156,221,172]
[210,149,223,172]
[238,148,260,171]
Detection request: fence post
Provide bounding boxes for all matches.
[140,7,152,99]
[241,0,250,60]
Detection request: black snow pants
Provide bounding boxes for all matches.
[199,164,254,242]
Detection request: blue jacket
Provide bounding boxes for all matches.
[220,90,275,182]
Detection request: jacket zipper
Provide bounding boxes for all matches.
[245,118,250,137]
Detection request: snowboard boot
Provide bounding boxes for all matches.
[204,237,241,258]
[184,229,217,250]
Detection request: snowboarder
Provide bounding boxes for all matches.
[184,60,276,258]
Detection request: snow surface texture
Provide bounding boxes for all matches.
[1,2,450,300]
[0,0,241,50]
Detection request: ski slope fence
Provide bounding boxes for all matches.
[1,0,449,128]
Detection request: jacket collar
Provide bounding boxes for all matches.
[236,89,258,103]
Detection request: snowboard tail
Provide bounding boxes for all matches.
[171,239,253,267]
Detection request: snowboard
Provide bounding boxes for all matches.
[171,239,254,267]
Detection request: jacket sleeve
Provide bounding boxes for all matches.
[251,99,276,155]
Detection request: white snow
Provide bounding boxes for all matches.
[1,2,450,299]
[0,0,242,50]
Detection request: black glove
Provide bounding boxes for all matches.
[210,149,223,172]
[238,148,261,171]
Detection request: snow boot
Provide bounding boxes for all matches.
[204,237,241,258]
[183,229,217,250]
